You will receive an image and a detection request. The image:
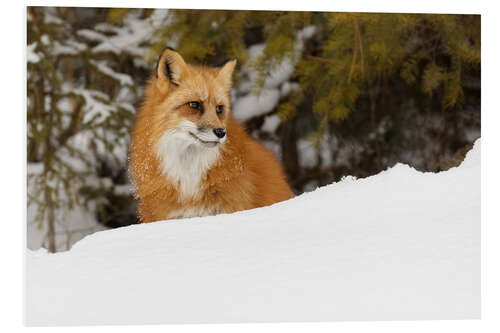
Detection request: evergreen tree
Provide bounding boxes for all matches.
[27,7,169,251]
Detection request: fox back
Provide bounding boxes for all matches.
[129,48,294,222]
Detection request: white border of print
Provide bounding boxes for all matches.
[3,0,498,332]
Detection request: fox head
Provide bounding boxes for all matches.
[150,47,237,149]
[143,48,238,197]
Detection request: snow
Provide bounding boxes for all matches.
[233,89,281,121]
[244,26,316,91]
[298,137,318,168]
[232,26,317,122]
[27,163,43,176]
[72,89,115,124]
[52,40,87,56]
[77,9,169,57]
[297,134,337,171]
[26,163,108,252]
[26,139,480,325]
[42,7,63,25]
[261,114,282,133]
[298,25,317,40]
[245,43,295,90]
[40,34,50,46]
[90,60,133,86]
[280,81,300,97]
[27,43,40,63]
[113,184,134,196]
[76,29,104,41]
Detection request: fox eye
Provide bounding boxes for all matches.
[188,101,201,111]
[216,105,224,114]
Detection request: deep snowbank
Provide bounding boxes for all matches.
[26,140,481,325]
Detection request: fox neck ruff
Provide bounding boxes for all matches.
[155,129,222,200]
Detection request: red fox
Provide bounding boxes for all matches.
[129,48,294,222]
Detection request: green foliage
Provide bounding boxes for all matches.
[152,9,252,63]
[107,8,132,24]
[153,11,479,127]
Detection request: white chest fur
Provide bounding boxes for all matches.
[167,206,221,219]
[155,127,220,200]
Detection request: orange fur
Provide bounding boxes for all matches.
[129,49,294,222]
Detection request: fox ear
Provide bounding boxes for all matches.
[155,47,188,92]
[216,59,237,92]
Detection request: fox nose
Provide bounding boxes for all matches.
[213,128,226,139]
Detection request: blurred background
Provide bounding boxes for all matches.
[27,7,480,252]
